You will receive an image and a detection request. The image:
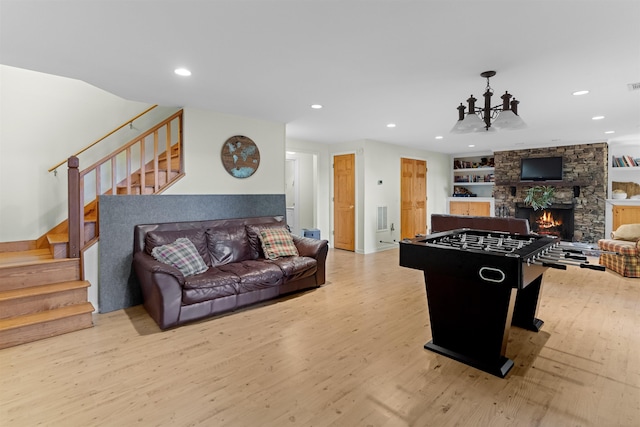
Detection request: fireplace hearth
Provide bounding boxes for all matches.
[515,203,574,241]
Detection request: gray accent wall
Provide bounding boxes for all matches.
[98,194,286,313]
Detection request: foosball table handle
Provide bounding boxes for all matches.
[580,263,606,271]
[542,261,567,270]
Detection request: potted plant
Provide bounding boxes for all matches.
[523,185,555,210]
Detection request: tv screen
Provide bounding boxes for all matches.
[520,156,563,181]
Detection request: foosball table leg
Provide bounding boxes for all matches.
[511,274,544,332]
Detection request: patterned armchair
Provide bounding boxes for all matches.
[598,224,640,278]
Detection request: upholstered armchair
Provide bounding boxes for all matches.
[598,224,640,278]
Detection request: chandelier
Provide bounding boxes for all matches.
[450,71,526,133]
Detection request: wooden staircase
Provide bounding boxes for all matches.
[44,110,184,259]
[0,109,184,349]
[0,245,94,349]
[116,143,181,195]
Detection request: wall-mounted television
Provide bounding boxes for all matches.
[520,156,563,181]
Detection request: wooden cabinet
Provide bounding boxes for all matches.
[613,205,640,231]
[449,200,491,217]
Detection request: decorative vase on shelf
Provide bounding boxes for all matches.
[523,185,555,211]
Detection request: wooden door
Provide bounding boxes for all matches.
[401,158,427,239]
[334,154,355,251]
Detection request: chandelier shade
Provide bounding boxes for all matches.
[450,71,526,134]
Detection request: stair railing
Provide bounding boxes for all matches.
[49,105,158,174]
[66,109,184,257]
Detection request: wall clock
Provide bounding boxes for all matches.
[220,135,260,178]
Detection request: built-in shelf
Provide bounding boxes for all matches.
[611,166,640,171]
[453,167,495,173]
[452,154,495,198]
[453,182,494,186]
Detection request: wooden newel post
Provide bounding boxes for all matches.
[67,156,81,258]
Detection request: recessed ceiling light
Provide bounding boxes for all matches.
[572,90,589,96]
[386,123,396,128]
[310,104,323,109]
[592,116,605,120]
[605,130,615,134]
[174,68,191,77]
[435,136,443,140]
[468,144,475,148]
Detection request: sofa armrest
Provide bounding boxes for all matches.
[292,235,329,285]
[292,235,327,257]
[132,251,185,329]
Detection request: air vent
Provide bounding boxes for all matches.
[628,82,640,91]
[377,206,388,231]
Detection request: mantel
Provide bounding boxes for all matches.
[494,181,592,187]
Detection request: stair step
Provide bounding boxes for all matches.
[0,302,94,349]
[0,258,80,291]
[132,169,168,187]
[0,280,90,319]
[47,234,69,259]
[46,216,97,258]
[158,155,180,171]
[0,249,51,266]
[116,184,155,195]
[0,240,37,253]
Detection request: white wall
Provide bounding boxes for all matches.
[360,140,450,253]
[0,65,152,241]
[164,107,285,195]
[287,137,450,254]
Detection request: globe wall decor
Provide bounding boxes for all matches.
[221,135,260,178]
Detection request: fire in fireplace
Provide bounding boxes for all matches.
[534,211,563,235]
[515,203,574,241]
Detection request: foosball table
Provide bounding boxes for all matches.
[399,228,605,378]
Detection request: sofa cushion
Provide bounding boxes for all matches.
[206,225,252,266]
[146,228,210,265]
[246,224,289,259]
[217,260,283,292]
[259,228,299,259]
[151,237,209,277]
[182,268,239,304]
[611,223,640,241]
[598,239,639,256]
[268,256,317,281]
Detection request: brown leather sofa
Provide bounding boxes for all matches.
[132,216,329,329]
[431,214,531,235]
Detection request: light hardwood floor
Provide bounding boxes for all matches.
[1,249,639,426]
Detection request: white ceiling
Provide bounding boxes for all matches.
[1,0,639,154]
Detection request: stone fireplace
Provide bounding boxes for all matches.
[515,203,575,240]
[492,143,608,242]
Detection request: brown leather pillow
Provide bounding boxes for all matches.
[206,225,252,266]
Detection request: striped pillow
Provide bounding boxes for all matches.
[259,228,299,260]
[151,237,208,277]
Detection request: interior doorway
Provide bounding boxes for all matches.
[333,153,355,251]
[400,157,427,239]
[285,157,298,235]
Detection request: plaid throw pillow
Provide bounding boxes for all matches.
[151,237,208,277]
[259,228,299,260]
